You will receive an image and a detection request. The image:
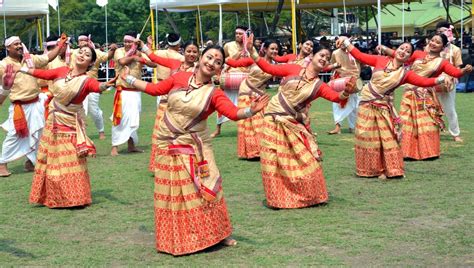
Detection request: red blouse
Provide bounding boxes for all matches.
[349,47,439,87]
[405,50,464,78]
[145,72,240,120]
[226,57,254,68]
[255,58,346,104]
[32,66,101,104]
[274,54,297,63]
[147,53,182,71]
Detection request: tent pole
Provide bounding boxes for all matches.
[46,14,50,37]
[198,5,204,48]
[377,0,381,46]
[461,0,464,49]
[219,4,223,46]
[291,0,297,53]
[155,3,158,48]
[3,4,6,56]
[57,0,61,35]
[236,13,239,27]
[105,4,109,81]
[246,0,251,29]
[343,0,347,33]
[402,0,405,40]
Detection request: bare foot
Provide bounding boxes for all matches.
[210,130,221,138]
[24,160,35,172]
[110,146,119,156]
[221,237,237,246]
[99,132,106,140]
[0,164,11,177]
[453,136,463,142]
[327,124,341,135]
[378,174,387,180]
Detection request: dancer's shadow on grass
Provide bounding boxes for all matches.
[92,189,131,205]
[0,239,35,259]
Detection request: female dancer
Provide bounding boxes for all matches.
[245,35,358,209]
[380,34,471,160]
[336,37,449,179]
[138,40,199,172]
[19,46,115,208]
[274,39,314,67]
[121,45,269,255]
[225,39,279,159]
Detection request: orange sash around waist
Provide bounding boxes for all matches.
[112,86,140,126]
[12,96,39,138]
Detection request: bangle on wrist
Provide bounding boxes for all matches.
[99,83,107,92]
[125,75,137,86]
[0,86,11,97]
[141,44,150,53]
[250,49,259,61]
[19,66,29,73]
[243,107,254,118]
[436,76,445,85]
[342,39,351,49]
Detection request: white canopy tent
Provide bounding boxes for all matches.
[150,0,403,50]
[1,0,49,18]
[1,0,49,48]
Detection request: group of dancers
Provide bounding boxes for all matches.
[0,19,471,256]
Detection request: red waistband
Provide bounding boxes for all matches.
[12,96,39,105]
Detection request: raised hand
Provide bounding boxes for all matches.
[106,74,118,87]
[109,43,118,51]
[462,64,472,74]
[58,33,68,48]
[250,94,270,113]
[335,36,348,49]
[246,33,254,53]
[2,64,16,90]
[343,77,358,94]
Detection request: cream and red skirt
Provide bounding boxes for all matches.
[400,90,440,160]
[260,116,328,209]
[149,102,167,172]
[355,103,404,177]
[153,147,232,255]
[29,122,91,208]
[237,95,264,159]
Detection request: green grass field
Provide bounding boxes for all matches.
[0,89,473,266]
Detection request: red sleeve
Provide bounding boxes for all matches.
[316,82,347,105]
[31,66,69,80]
[405,50,425,65]
[82,78,101,93]
[70,78,101,104]
[349,46,382,67]
[148,53,182,70]
[322,65,333,72]
[226,57,254,68]
[144,72,192,96]
[274,54,296,63]
[437,60,464,78]
[144,76,176,96]
[209,89,240,121]
[402,71,438,87]
[256,58,300,77]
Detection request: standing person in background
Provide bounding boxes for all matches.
[327,34,362,135]
[0,35,63,177]
[434,21,464,142]
[211,25,250,138]
[110,31,157,156]
[72,33,117,140]
[273,39,314,67]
